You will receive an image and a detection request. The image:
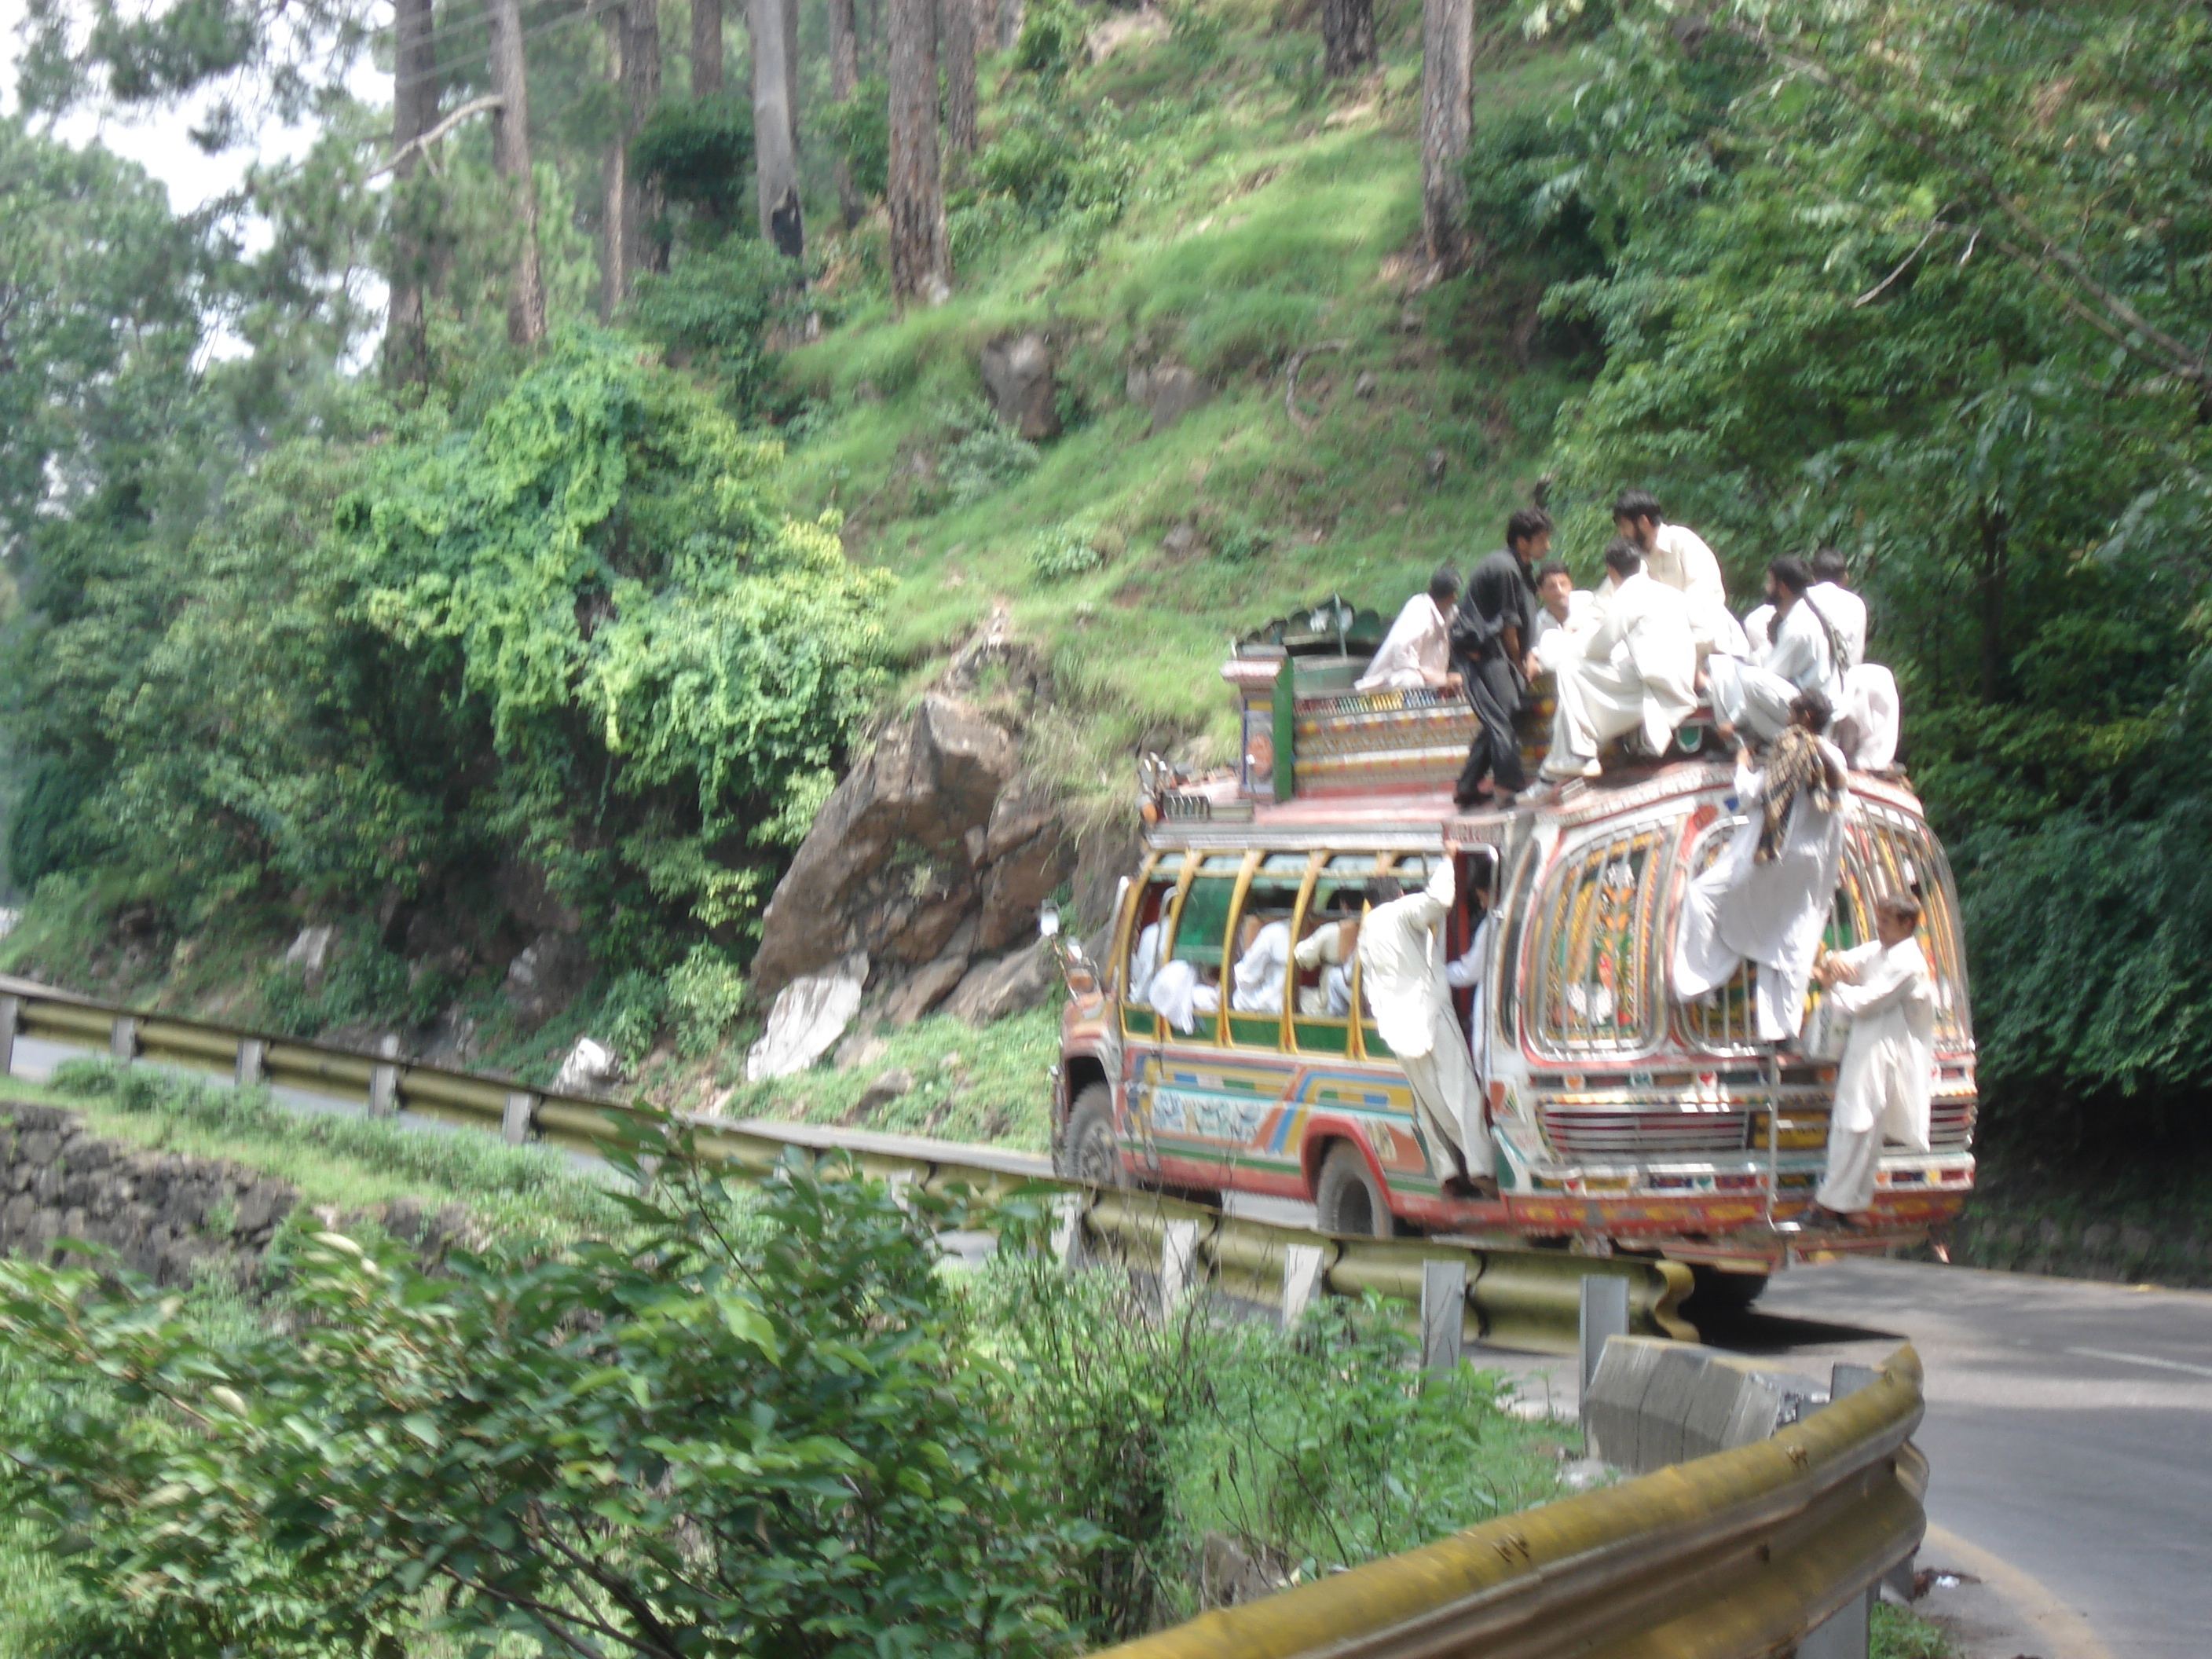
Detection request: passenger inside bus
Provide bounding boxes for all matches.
[1229,887,1301,1013]
[1147,958,1218,1034]
[1294,898,1360,1016]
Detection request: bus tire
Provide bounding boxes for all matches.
[1060,1084,1124,1188]
[1686,1265,1771,1313]
[1314,1141,1393,1238]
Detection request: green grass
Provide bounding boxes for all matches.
[1872,1599,1951,1659]
[719,1005,1060,1149]
[31,1060,633,1243]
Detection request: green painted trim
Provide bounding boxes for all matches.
[1272,666,1296,800]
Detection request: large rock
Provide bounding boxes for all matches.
[980,332,1060,441]
[752,695,1020,994]
[747,952,870,1081]
[552,1037,620,1097]
[505,932,590,1029]
[942,941,1057,1027]
[883,955,972,1027]
[1144,364,1210,435]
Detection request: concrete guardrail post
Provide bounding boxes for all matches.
[1796,1586,1872,1659]
[1282,1243,1324,1329]
[236,1038,266,1087]
[1049,1191,1084,1264]
[0,994,17,1079]
[501,1090,536,1146]
[1580,1274,1631,1415]
[109,1015,139,1062]
[1419,1258,1466,1373]
[1160,1218,1199,1311]
[367,1035,401,1118]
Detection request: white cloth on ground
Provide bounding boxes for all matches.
[1807,582,1867,670]
[1357,860,1480,1179]
[1230,919,1291,1013]
[1840,663,1899,770]
[1129,921,1161,1004]
[1815,936,1936,1212]
[1672,739,1851,1042]
[1357,593,1452,691]
[1146,958,1218,1035]
[1544,571,1698,776]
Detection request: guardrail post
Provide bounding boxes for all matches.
[367,1034,401,1118]
[502,1091,536,1145]
[1282,1243,1324,1329]
[0,994,17,1079]
[1049,1192,1084,1265]
[236,1038,266,1087]
[1160,1219,1199,1312]
[1580,1274,1630,1398]
[1796,1588,1873,1659]
[1420,1258,1466,1373]
[109,1016,139,1062]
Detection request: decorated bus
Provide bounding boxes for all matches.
[1049,599,1975,1303]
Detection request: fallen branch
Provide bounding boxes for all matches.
[371,95,505,181]
[1284,338,1351,432]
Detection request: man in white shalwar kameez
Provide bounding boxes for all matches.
[1146,958,1218,1035]
[1229,912,1294,1013]
[1704,556,1848,745]
[1357,848,1483,1190]
[1673,692,1851,1042]
[1809,892,1936,1225]
[1611,488,1745,658]
[1527,558,1596,676]
[1357,568,1463,693]
[1540,542,1699,783]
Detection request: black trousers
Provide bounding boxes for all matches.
[1453,654,1526,799]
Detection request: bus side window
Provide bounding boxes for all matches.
[1122,879,1176,1039]
[1294,852,1379,1057]
[1153,869,1239,1042]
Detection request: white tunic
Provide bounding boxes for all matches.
[1763,597,1846,710]
[1825,936,1936,1146]
[1129,921,1161,1004]
[1230,919,1291,1013]
[1742,602,1774,657]
[1295,920,1356,1016]
[1357,593,1451,691]
[1529,590,1596,672]
[1357,859,1481,1174]
[1648,522,1743,656]
[1547,570,1699,771]
[1805,581,1867,670]
[1672,740,1851,1041]
[1841,662,1900,770]
[1146,958,1218,1035]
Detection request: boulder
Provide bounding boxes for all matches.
[1144,365,1210,435]
[282,925,337,986]
[752,695,1018,995]
[884,956,972,1027]
[552,1036,621,1097]
[833,1030,889,1072]
[857,1067,915,1112]
[747,952,870,1081]
[980,332,1060,441]
[942,941,1057,1027]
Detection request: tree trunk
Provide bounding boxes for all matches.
[1976,502,2009,701]
[1418,0,1472,271]
[750,0,805,258]
[1320,0,1375,77]
[782,0,801,148]
[692,0,723,93]
[485,0,545,346]
[942,0,976,156]
[997,0,1022,52]
[830,0,862,226]
[886,0,948,304]
[601,12,628,317]
[623,0,665,279]
[385,0,438,386]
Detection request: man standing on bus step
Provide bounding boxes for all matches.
[1536,540,1698,788]
[1807,892,1935,1229]
[1357,844,1485,1195]
[1610,489,1744,657]
[1448,507,1551,808]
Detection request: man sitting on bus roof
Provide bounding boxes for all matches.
[1704,556,1848,746]
[1527,557,1595,676]
[1357,846,1485,1196]
[1357,566,1463,693]
[1610,489,1745,657]
[1808,892,1936,1229]
[1672,690,1851,1043]
[1536,540,1699,787]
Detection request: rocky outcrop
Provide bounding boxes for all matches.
[980,332,1060,441]
[747,952,870,1081]
[1126,362,1210,434]
[940,940,1056,1026]
[0,1101,295,1285]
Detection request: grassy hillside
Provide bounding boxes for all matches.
[782,0,1579,785]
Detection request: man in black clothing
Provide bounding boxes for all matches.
[1449,507,1551,807]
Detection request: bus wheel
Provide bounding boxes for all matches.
[1060,1084,1125,1188]
[1686,1265,1771,1314]
[1315,1143,1393,1238]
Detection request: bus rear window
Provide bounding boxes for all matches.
[1530,828,1665,1056]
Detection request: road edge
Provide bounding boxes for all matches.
[1919,1522,2116,1659]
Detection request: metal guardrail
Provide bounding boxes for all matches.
[0,983,1692,1351]
[1093,1343,1926,1659]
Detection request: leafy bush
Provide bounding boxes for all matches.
[825,74,890,201]
[0,1129,1082,1658]
[631,93,755,233]
[258,925,446,1036]
[1027,521,1105,581]
[1013,0,1086,82]
[627,238,804,419]
[936,398,1042,507]
[665,940,748,1056]
[972,100,1140,241]
[599,967,669,1065]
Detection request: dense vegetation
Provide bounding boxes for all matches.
[3,0,2210,1152]
[0,1117,1561,1656]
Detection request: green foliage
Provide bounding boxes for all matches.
[968,98,1142,268]
[1871,1599,1951,1659]
[935,398,1042,507]
[1028,521,1106,582]
[258,927,449,1037]
[631,93,756,233]
[1013,0,1087,84]
[626,238,804,419]
[665,941,749,1056]
[825,74,891,203]
[0,1132,1082,1658]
